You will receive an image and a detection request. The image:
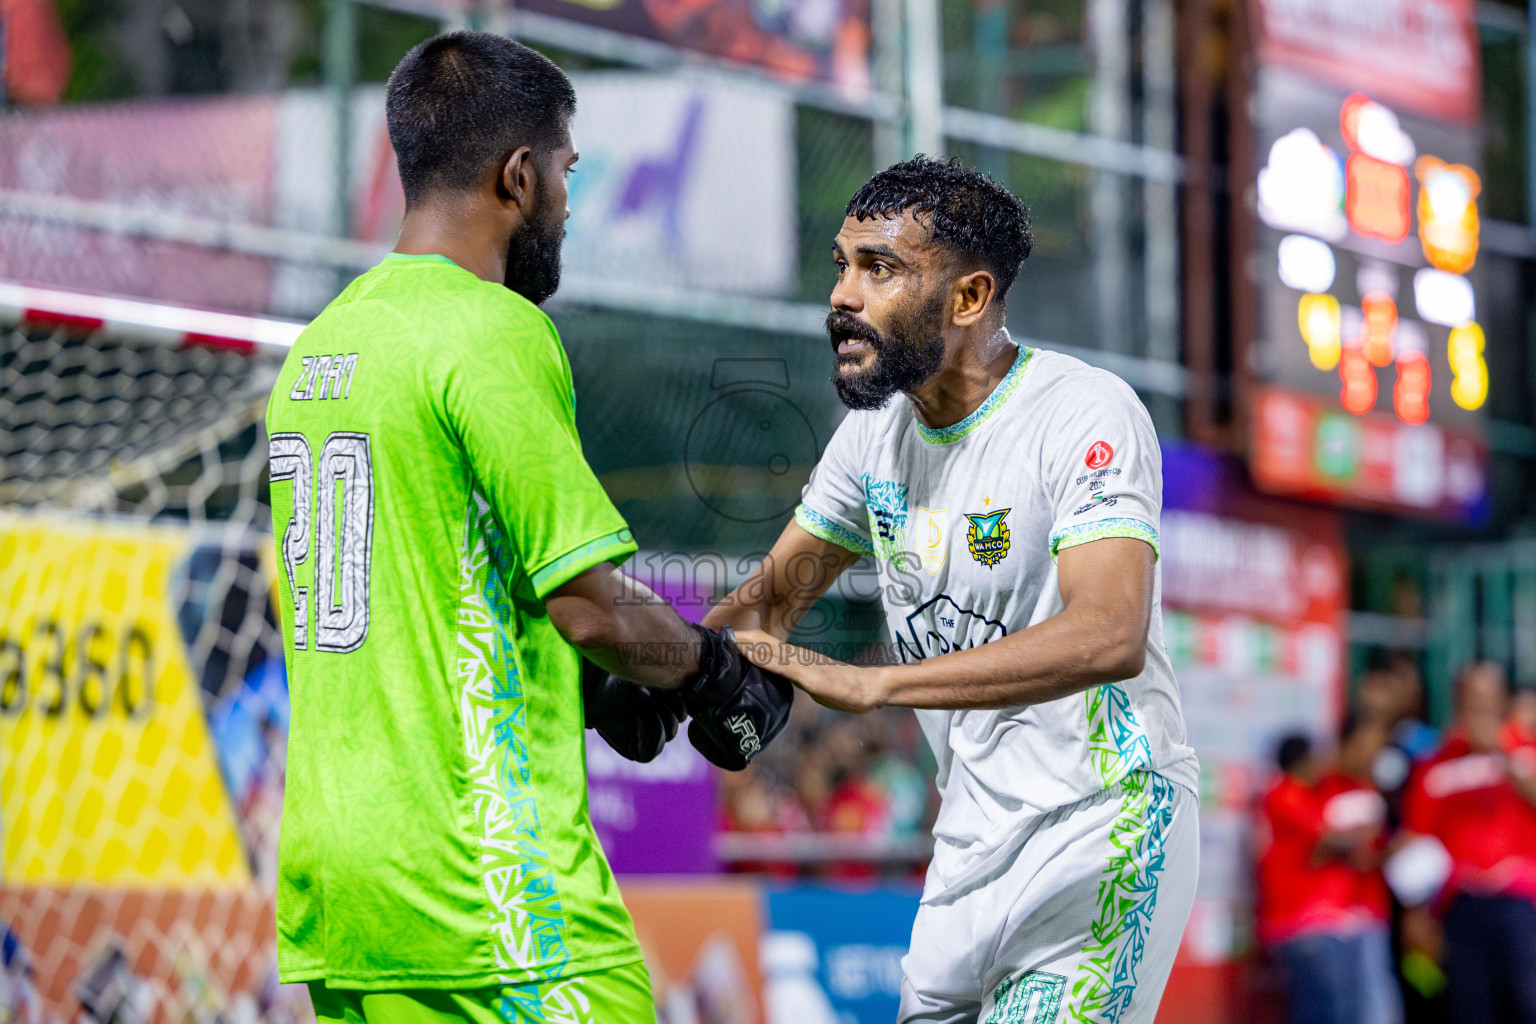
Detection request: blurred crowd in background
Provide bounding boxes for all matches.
[720,702,934,878]
[1259,658,1536,1024]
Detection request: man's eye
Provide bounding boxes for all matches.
[871,263,889,277]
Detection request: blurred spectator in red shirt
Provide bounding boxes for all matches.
[1500,688,1536,750]
[1260,731,1400,1024]
[817,717,887,879]
[0,0,70,105]
[1315,715,1402,1024]
[1402,662,1536,1024]
[1359,656,1440,763]
[719,765,809,877]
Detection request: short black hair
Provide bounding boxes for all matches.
[386,32,576,204]
[846,155,1033,302]
[1276,733,1312,774]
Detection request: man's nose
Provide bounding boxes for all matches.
[830,279,862,313]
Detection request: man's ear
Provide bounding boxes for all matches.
[950,270,996,328]
[498,146,538,218]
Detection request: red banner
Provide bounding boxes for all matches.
[1251,0,1480,123]
[1251,385,1489,521]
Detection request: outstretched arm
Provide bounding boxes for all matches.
[738,536,1154,713]
[703,518,864,639]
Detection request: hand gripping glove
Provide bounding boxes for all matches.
[681,623,794,771]
[581,659,687,764]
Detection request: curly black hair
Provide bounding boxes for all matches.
[846,155,1033,302]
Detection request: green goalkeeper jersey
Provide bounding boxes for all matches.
[265,253,641,990]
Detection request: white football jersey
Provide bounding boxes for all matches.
[796,345,1200,898]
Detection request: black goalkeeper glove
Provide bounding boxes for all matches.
[581,660,687,764]
[681,623,794,771]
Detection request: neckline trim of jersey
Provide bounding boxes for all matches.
[382,252,461,269]
[913,345,1034,446]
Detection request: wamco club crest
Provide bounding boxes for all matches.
[964,507,1011,567]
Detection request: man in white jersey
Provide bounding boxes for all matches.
[702,157,1200,1024]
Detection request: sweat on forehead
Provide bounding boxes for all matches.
[846,155,1034,294]
[835,211,936,253]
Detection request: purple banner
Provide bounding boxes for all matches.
[588,568,719,873]
[587,731,717,874]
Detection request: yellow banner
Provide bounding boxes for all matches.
[0,514,249,886]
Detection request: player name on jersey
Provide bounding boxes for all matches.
[288,353,360,402]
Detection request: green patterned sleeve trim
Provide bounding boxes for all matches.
[794,505,874,556]
[1049,518,1160,563]
[530,527,638,598]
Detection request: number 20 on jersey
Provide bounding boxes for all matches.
[269,432,374,654]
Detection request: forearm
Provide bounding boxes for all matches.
[547,567,700,688]
[702,583,771,635]
[739,538,1156,716]
[574,605,700,688]
[703,523,857,640]
[704,579,799,639]
[874,603,1146,711]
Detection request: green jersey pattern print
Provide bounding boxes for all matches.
[458,487,569,977]
[1067,772,1175,1023]
[1085,684,1154,791]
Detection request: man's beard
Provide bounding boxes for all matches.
[827,294,947,411]
[504,182,565,305]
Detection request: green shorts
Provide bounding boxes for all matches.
[307,962,655,1024]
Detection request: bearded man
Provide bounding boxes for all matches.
[711,157,1201,1024]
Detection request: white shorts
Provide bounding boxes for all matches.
[899,771,1199,1024]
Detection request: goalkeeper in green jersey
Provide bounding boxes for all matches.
[265,32,793,1024]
